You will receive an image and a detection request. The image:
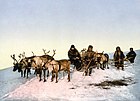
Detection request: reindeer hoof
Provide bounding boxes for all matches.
[39,79,42,82]
[67,78,70,82]
[44,79,46,82]
[55,81,58,83]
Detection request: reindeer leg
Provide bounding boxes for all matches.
[27,68,29,79]
[24,69,26,78]
[107,62,109,69]
[21,70,23,77]
[51,71,55,82]
[39,68,42,81]
[89,67,92,76]
[56,72,58,83]
[85,68,88,76]
[34,68,37,75]
[117,64,120,70]
[68,70,70,82]
[97,63,99,69]
[122,64,124,71]
[29,68,31,75]
[100,63,104,70]
[47,70,49,79]
[103,63,105,70]
[43,69,46,82]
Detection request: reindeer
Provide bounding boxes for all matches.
[11,54,23,75]
[11,52,35,78]
[44,59,71,83]
[29,50,56,82]
[94,52,109,70]
[11,53,26,77]
[20,56,37,78]
[80,48,87,60]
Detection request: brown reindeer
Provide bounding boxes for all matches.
[29,50,56,82]
[94,52,109,70]
[45,59,71,83]
[11,52,37,78]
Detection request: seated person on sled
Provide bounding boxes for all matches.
[126,48,136,63]
[68,45,82,71]
[84,45,95,76]
[113,46,125,70]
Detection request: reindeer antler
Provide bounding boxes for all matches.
[18,54,22,58]
[42,49,46,55]
[22,52,25,58]
[43,49,50,55]
[32,51,35,56]
[52,49,56,57]
[18,53,23,62]
[81,48,87,52]
[11,54,15,59]
[11,54,18,64]
[47,50,50,54]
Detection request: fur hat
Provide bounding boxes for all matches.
[88,45,93,49]
[71,45,75,48]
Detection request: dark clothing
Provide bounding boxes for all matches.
[114,51,125,67]
[126,51,136,63]
[68,48,81,71]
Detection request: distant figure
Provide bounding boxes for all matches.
[84,45,95,76]
[114,46,125,70]
[126,48,136,63]
[68,45,81,71]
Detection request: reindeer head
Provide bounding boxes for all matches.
[11,54,22,72]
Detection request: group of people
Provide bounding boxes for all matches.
[68,45,96,76]
[68,45,137,75]
[114,47,137,70]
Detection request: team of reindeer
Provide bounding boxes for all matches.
[11,49,109,83]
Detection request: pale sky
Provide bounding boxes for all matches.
[0,0,140,69]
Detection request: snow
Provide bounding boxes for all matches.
[1,67,136,101]
[0,50,140,101]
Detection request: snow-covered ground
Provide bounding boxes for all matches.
[0,67,35,99]
[0,50,140,101]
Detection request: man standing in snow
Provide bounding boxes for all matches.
[84,45,95,76]
[68,45,82,71]
[126,48,136,63]
[114,46,125,70]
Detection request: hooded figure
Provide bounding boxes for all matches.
[84,45,95,76]
[114,46,125,70]
[126,48,136,63]
[68,45,81,71]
